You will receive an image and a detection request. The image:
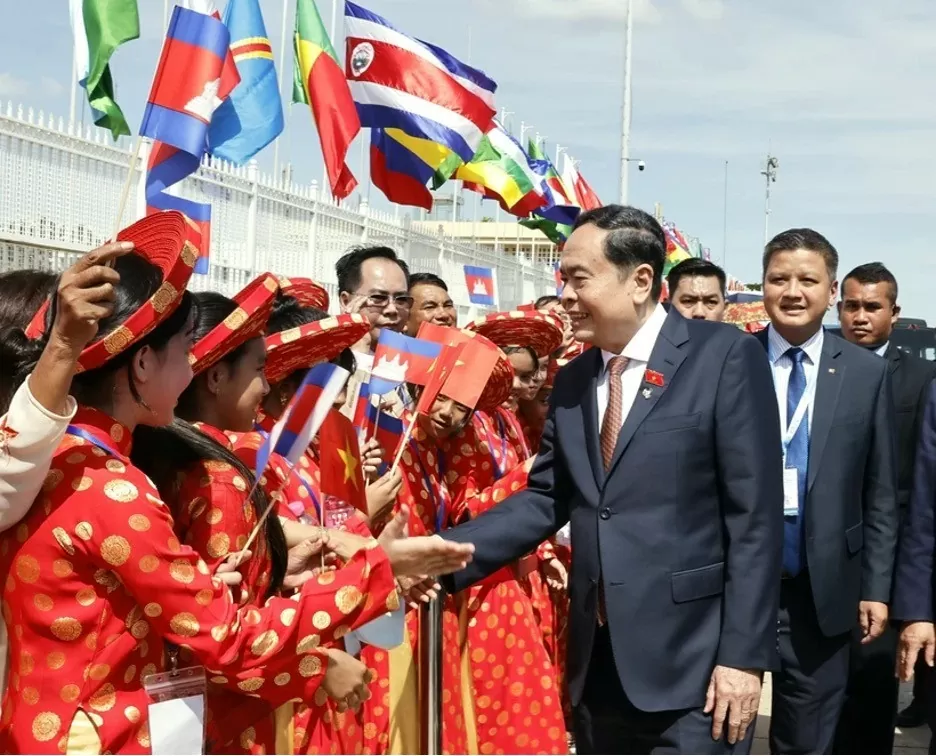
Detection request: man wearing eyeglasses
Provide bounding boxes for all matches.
[336,246,413,420]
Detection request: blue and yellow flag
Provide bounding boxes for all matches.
[207,0,284,164]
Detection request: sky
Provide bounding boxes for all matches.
[2,0,935,321]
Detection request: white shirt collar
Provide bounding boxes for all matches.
[767,324,824,365]
[875,341,890,357]
[601,303,669,369]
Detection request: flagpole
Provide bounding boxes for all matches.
[619,0,634,205]
[273,0,290,180]
[68,51,78,128]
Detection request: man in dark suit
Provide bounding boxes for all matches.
[833,263,936,753]
[893,382,936,746]
[756,231,899,753]
[441,205,784,754]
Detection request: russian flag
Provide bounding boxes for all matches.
[344,1,496,162]
[464,265,495,307]
[370,330,443,396]
[255,363,350,476]
[141,5,239,274]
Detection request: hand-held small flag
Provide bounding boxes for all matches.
[319,409,368,515]
[239,363,350,559]
[370,330,443,396]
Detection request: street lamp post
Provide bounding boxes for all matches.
[761,154,779,245]
[619,0,634,205]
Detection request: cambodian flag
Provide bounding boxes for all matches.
[141,5,239,274]
[464,265,495,306]
[370,330,443,396]
[255,362,350,476]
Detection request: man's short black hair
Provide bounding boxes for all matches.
[573,205,666,301]
[666,258,727,297]
[842,262,898,304]
[763,228,839,280]
[409,272,448,292]
[534,295,560,309]
[335,246,410,294]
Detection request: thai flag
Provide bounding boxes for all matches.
[141,5,239,274]
[344,1,496,162]
[255,363,350,476]
[464,265,495,307]
[370,330,443,396]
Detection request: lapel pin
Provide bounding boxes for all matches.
[641,387,653,399]
[828,368,836,374]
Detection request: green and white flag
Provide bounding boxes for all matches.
[69,0,140,139]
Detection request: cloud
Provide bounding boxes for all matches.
[39,77,64,97]
[0,72,29,97]
[494,0,663,23]
[681,0,725,21]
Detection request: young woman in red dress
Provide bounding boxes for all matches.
[426,328,568,756]
[0,214,399,755]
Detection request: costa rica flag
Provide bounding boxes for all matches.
[464,265,495,307]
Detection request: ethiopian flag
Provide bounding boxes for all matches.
[69,0,140,139]
[292,0,359,199]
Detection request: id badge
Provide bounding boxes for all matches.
[324,494,354,530]
[144,664,207,755]
[783,468,800,518]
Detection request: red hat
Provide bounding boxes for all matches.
[464,310,564,359]
[264,313,370,384]
[70,212,197,373]
[190,272,279,376]
[543,358,568,390]
[277,276,330,312]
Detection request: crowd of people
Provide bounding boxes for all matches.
[0,204,934,755]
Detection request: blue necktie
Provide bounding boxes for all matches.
[783,347,809,576]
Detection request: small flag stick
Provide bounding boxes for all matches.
[110,136,144,262]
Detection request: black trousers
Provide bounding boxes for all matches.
[573,625,754,755]
[769,574,851,754]
[831,622,899,754]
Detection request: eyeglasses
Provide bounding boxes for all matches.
[362,293,414,310]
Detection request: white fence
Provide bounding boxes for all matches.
[0,102,555,318]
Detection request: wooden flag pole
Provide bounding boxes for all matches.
[112,137,143,247]
[389,413,418,476]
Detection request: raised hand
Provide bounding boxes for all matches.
[366,466,403,528]
[51,241,130,352]
[360,438,384,482]
[283,532,329,590]
[377,506,474,578]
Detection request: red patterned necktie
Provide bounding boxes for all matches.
[600,356,629,470]
[597,355,628,625]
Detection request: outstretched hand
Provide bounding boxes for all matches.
[377,506,474,578]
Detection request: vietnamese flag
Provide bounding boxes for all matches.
[416,343,465,415]
[439,338,499,410]
[319,409,367,514]
[292,0,359,199]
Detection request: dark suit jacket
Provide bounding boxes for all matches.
[755,329,899,636]
[443,309,784,713]
[892,381,936,622]
[886,345,936,512]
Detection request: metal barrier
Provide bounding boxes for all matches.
[0,102,554,312]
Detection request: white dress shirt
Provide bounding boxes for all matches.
[596,303,669,430]
[0,375,77,711]
[766,324,824,430]
[875,342,889,357]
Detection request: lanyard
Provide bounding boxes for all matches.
[256,424,322,523]
[780,370,816,463]
[409,438,449,533]
[483,417,508,480]
[66,425,122,459]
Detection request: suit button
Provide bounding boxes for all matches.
[600,508,611,520]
